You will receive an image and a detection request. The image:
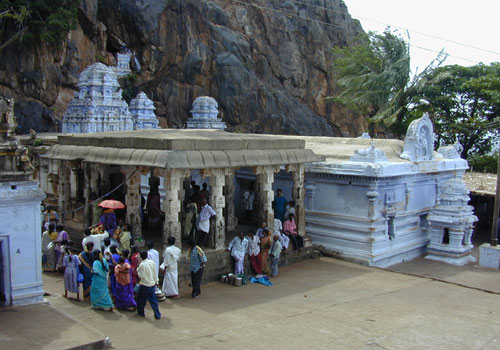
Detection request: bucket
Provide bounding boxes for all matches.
[220,275,227,283]
[234,277,242,287]
[227,274,235,285]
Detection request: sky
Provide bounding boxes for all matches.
[343,0,500,75]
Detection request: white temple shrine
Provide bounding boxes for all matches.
[186,96,226,130]
[129,92,159,130]
[62,54,158,133]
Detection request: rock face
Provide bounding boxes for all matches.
[0,0,366,136]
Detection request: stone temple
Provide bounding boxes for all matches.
[61,60,158,133]
[33,97,478,276]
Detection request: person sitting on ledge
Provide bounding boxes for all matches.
[283,213,303,252]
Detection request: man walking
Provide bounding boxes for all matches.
[136,251,161,319]
[188,239,207,298]
[197,198,216,247]
[162,237,181,299]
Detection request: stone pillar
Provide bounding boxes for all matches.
[287,164,306,236]
[83,162,91,227]
[58,160,71,223]
[366,189,379,219]
[224,174,238,231]
[255,166,278,232]
[162,169,188,248]
[96,163,110,197]
[124,166,143,240]
[206,168,227,249]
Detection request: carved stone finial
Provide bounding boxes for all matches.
[400,112,435,162]
[350,141,388,162]
[437,142,462,159]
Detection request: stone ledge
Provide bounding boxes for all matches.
[479,243,500,270]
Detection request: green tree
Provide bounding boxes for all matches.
[330,29,445,133]
[410,63,500,159]
[0,0,79,49]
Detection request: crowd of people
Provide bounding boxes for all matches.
[40,184,304,318]
[41,202,209,319]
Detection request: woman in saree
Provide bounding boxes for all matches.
[78,242,94,300]
[90,249,114,311]
[41,223,56,272]
[130,245,141,286]
[62,247,81,301]
[114,256,136,310]
[260,229,272,275]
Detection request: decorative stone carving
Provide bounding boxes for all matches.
[437,142,462,159]
[400,113,435,162]
[129,92,159,130]
[114,51,132,77]
[62,63,134,133]
[62,58,159,133]
[350,141,388,163]
[186,96,226,130]
[426,177,477,265]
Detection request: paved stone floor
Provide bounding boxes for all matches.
[4,256,500,350]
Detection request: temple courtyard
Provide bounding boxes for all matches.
[2,256,500,350]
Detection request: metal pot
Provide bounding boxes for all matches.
[220,275,227,283]
[234,277,242,287]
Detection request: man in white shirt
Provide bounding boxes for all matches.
[147,240,160,277]
[81,228,109,252]
[228,232,249,275]
[136,251,161,319]
[242,185,255,222]
[197,198,216,247]
[162,237,182,298]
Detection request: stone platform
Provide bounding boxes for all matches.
[0,303,108,350]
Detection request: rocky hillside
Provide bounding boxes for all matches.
[0,0,365,136]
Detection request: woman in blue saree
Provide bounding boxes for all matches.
[90,250,114,311]
[78,242,94,301]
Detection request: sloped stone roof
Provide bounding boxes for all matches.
[42,129,323,169]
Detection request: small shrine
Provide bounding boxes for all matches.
[0,96,45,306]
[186,96,226,130]
[129,92,159,130]
[426,177,477,265]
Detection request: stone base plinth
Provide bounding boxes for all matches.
[425,253,476,266]
[479,243,500,269]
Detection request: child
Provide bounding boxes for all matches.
[63,247,81,300]
[270,235,282,277]
[119,224,131,251]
